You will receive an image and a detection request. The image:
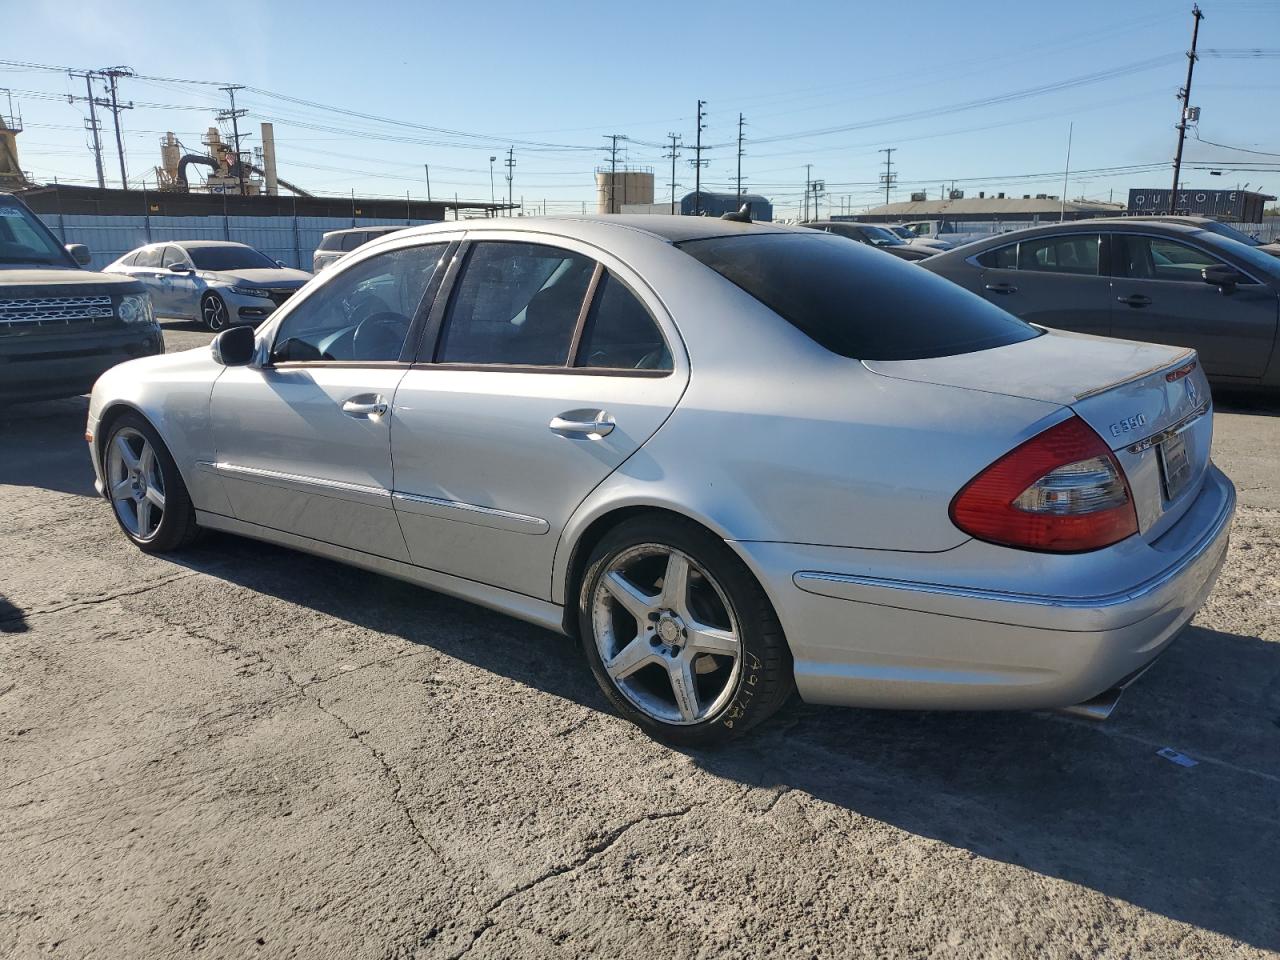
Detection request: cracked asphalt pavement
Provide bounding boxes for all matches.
[2,321,1278,959]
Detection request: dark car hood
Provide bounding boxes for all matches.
[882,246,934,261]
[0,267,145,297]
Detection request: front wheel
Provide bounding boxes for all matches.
[578,515,793,747]
[104,413,200,553]
[201,293,229,332]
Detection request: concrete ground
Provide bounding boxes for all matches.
[1,320,1277,960]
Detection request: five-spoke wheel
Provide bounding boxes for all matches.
[580,515,792,745]
[106,426,166,541]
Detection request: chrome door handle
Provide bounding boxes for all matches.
[984,282,1017,294]
[550,411,615,438]
[1116,294,1152,308]
[341,396,389,419]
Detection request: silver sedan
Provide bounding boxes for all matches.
[105,241,311,331]
[85,216,1235,745]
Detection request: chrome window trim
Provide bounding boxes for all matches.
[793,477,1233,612]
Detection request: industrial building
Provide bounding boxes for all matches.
[595,168,655,214]
[1126,187,1275,222]
[854,192,1124,226]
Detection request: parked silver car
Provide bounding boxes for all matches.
[105,241,311,331]
[922,219,1280,389]
[86,216,1234,745]
[313,225,409,273]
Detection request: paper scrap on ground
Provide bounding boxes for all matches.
[1157,747,1199,767]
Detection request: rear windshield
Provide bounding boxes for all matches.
[678,232,1040,361]
[188,245,277,271]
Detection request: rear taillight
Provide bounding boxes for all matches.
[949,416,1138,553]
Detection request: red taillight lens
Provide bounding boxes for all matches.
[949,416,1138,553]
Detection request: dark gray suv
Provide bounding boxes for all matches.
[1,192,163,402]
[922,218,1280,389]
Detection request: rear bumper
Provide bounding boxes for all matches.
[0,326,164,402]
[735,465,1235,712]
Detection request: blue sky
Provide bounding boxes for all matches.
[5,0,1279,218]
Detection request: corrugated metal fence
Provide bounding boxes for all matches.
[35,214,439,272]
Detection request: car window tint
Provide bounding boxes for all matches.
[161,246,187,268]
[271,243,446,363]
[436,241,595,366]
[135,247,162,268]
[976,244,1017,269]
[1118,235,1227,283]
[340,232,365,252]
[576,272,671,371]
[1016,235,1099,275]
[319,234,342,251]
[679,233,1039,361]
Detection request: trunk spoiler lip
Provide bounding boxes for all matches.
[1072,348,1196,402]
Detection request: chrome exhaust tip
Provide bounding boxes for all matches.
[1056,685,1125,721]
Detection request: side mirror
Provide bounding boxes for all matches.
[167,262,192,273]
[65,243,92,266]
[211,325,257,366]
[276,259,287,268]
[1202,264,1246,289]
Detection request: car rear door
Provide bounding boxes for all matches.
[389,234,688,600]
[974,233,1112,336]
[207,237,454,559]
[1108,232,1278,379]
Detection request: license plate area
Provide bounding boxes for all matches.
[1157,430,1193,502]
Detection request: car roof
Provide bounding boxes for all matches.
[322,225,408,238]
[171,240,254,250]
[389,214,795,246]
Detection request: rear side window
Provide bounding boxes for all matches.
[340,232,366,252]
[679,233,1039,361]
[135,247,162,268]
[976,244,1017,269]
[1017,235,1099,275]
[437,241,595,366]
[576,272,671,371]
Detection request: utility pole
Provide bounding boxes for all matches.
[664,133,682,215]
[879,147,896,207]
[489,155,496,208]
[218,84,248,195]
[604,134,627,213]
[804,163,812,221]
[504,147,515,217]
[691,100,707,215]
[736,113,746,201]
[424,163,432,201]
[1060,122,1073,222]
[66,72,107,190]
[1170,4,1204,213]
[98,67,134,189]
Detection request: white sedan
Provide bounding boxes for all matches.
[85,216,1235,745]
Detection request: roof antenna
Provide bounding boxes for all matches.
[721,202,752,223]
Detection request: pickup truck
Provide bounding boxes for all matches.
[1,192,162,403]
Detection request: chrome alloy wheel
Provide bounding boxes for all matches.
[591,544,742,725]
[106,427,166,540]
[202,295,228,331]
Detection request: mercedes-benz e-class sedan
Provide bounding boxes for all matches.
[86,216,1235,745]
[105,241,311,331]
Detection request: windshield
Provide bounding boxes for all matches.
[188,245,277,271]
[862,225,905,246]
[0,201,71,266]
[1199,220,1263,247]
[1208,233,1280,279]
[678,232,1040,361]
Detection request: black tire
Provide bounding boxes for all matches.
[578,515,793,747]
[201,292,229,332]
[102,413,201,553]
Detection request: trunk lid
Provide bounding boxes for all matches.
[865,329,1213,541]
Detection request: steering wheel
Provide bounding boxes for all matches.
[342,289,393,326]
[352,311,410,361]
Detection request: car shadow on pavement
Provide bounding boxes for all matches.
[0,396,97,497]
[168,533,1279,953]
[1214,388,1280,418]
[0,592,29,633]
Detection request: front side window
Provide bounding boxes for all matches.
[0,201,67,266]
[679,232,1039,361]
[1117,235,1230,283]
[162,246,188,268]
[271,243,447,363]
[575,272,671,371]
[436,241,595,366]
[1016,234,1099,275]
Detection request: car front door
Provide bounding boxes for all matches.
[975,233,1112,336]
[207,238,453,559]
[1109,232,1278,379]
[160,245,199,319]
[390,236,689,600]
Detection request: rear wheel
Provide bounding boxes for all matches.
[201,293,229,332]
[104,413,200,553]
[578,515,792,746]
